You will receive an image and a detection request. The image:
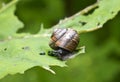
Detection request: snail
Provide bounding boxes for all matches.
[48,28,80,60]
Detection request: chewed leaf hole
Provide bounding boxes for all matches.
[97,22,100,26]
[84,6,99,15]
[4,48,7,51]
[22,46,30,50]
[79,21,87,26]
[39,51,46,55]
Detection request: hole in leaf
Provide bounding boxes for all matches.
[79,21,87,26]
[22,46,30,50]
[39,51,46,55]
[4,48,7,51]
[97,22,100,26]
[84,6,99,15]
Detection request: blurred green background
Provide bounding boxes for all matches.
[0,0,120,82]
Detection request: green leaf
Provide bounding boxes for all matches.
[0,0,120,80]
[53,0,120,33]
[0,0,23,39]
[0,0,75,79]
[0,35,67,79]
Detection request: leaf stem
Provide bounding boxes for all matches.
[7,2,99,40]
[74,2,98,16]
[53,2,99,29]
[0,0,18,14]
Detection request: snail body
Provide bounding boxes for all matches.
[49,28,80,60]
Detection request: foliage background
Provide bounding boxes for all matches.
[0,0,120,82]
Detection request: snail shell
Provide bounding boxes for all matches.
[49,28,79,52]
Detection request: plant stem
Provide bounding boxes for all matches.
[53,2,99,29]
[74,2,98,16]
[0,0,18,14]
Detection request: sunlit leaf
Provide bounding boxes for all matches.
[0,0,120,80]
[53,0,120,33]
[0,0,23,39]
